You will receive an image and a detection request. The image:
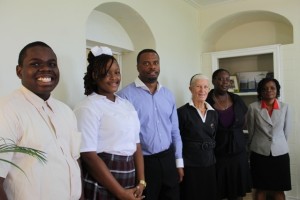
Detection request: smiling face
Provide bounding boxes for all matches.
[16,46,59,101]
[190,78,210,103]
[95,59,120,99]
[212,70,230,94]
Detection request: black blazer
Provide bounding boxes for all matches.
[206,90,248,156]
[177,103,218,167]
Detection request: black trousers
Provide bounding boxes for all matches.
[143,148,180,200]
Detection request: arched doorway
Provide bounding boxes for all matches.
[86,2,155,86]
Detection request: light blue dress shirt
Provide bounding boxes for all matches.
[117,78,183,167]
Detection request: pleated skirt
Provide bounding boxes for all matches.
[83,153,136,200]
[216,151,252,199]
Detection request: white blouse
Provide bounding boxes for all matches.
[74,93,140,156]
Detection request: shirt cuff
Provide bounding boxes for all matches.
[176,158,184,168]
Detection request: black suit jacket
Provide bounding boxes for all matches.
[177,103,218,167]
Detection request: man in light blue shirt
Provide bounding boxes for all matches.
[118,49,183,200]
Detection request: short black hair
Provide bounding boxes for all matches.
[18,41,52,65]
[257,78,281,100]
[136,49,159,64]
[212,68,230,80]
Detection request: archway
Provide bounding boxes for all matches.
[86,2,155,86]
[201,10,293,52]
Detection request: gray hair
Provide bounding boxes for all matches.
[189,74,210,86]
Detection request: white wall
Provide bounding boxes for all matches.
[0,0,200,108]
[216,21,292,50]
[0,0,90,106]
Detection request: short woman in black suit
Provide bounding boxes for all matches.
[177,74,218,200]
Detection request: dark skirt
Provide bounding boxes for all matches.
[83,153,136,200]
[216,151,252,199]
[180,165,217,200]
[250,151,291,191]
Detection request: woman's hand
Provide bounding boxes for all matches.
[134,184,145,198]
[118,187,145,200]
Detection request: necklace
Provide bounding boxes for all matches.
[213,92,228,110]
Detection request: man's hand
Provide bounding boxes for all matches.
[177,168,184,182]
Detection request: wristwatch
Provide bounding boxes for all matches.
[139,180,147,188]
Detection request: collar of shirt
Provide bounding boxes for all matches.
[261,99,280,109]
[20,86,54,111]
[189,100,215,111]
[88,92,122,104]
[134,77,162,92]
[189,100,214,122]
[89,92,109,100]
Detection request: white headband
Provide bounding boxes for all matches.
[91,46,113,57]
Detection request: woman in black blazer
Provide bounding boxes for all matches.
[247,78,292,200]
[177,74,218,200]
[206,69,251,200]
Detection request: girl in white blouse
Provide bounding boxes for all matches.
[74,46,145,200]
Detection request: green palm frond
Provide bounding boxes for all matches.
[0,158,27,174]
[0,138,47,174]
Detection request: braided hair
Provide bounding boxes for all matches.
[84,51,117,95]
